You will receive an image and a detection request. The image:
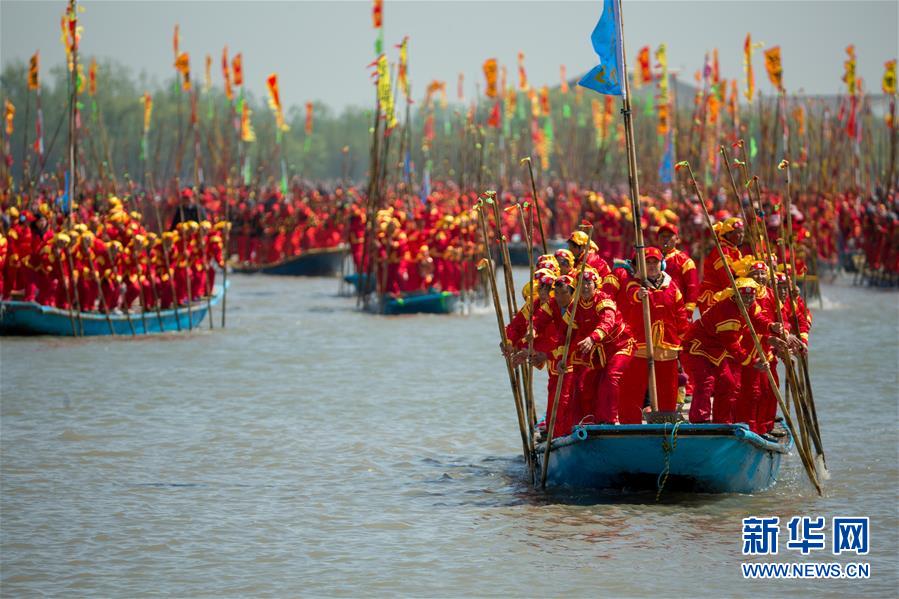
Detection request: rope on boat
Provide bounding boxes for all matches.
[656,421,683,501]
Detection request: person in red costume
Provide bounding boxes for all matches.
[616,246,690,423]
[4,207,33,299]
[573,269,635,425]
[566,229,611,279]
[697,217,745,312]
[733,259,779,435]
[683,277,783,424]
[656,223,699,317]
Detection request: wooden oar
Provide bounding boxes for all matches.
[476,199,531,471]
[102,242,135,337]
[81,236,117,336]
[197,224,214,329]
[54,243,78,336]
[521,157,548,255]
[777,161,827,475]
[679,161,822,496]
[515,201,538,429]
[63,243,84,336]
[540,224,593,490]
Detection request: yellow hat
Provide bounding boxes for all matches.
[736,277,760,291]
[568,230,590,246]
[713,217,744,236]
[8,207,19,218]
[200,220,212,229]
[521,281,536,301]
[713,277,759,303]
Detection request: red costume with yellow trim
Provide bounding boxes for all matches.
[683,284,777,424]
[616,271,689,422]
[663,247,699,314]
[697,219,744,311]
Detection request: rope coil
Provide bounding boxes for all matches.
[656,421,682,501]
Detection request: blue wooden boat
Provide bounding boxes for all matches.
[232,245,348,277]
[535,423,792,494]
[343,272,376,294]
[367,290,460,315]
[0,283,226,336]
[503,238,568,266]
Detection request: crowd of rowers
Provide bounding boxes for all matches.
[0,192,228,312]
[1,177,894,310]
[500,218,812,439]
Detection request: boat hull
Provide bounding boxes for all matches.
[535,423,790,494]
[232,246,347,277]
[502,238,568,266]
[367,290,460,315]
[0,285,225,336]
[343,273,376,294]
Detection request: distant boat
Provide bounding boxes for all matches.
[343,272,376,294]
[232,245,348,277]
[502,238,568,266]
[535,422,792,494]
[366,289,460,316]
[0,284,226,336]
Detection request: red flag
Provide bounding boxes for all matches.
[372,0,383,28]
[487,102,501,128]
[305,102,314,135]
[637,46,651,84]
[88,58,97,96]
[222,47,233,100]
[232,53,243,87]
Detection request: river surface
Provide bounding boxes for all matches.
[1,270,897,597]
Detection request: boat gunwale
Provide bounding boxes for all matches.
[538,423,792,455]
[230,244,348,272]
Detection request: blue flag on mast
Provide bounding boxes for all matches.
[578,0,625,98]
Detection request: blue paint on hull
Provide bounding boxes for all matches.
[344,273,376,294]
[233,246,347,277]
[0,284,226,337]
[367,290,460,315]
[502,238,568,266]
[536,423,791,494]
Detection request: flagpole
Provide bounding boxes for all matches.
[616,0,659,414]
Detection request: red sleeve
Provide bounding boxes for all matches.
[682,258,700,307]
[505,308,529,349]
[589,302,618,343]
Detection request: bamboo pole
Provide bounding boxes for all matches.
[540,223,593,489]
[63,243,84,336]
[521,157,549,254]
[54,244,78,336]
[81,236,117,336]
[477,198,531,468]
[616,7,659,413]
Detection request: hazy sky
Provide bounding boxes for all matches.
[2,0,897,111]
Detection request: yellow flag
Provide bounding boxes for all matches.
[763,46,783,91]
[882,59,896,95]
[483,58,498,98]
